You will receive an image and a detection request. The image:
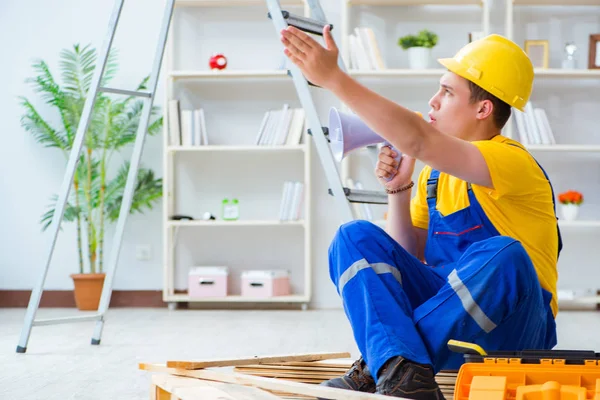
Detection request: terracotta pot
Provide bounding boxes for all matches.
[70,273,106,311]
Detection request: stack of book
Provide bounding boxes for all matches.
[168,99,208,146]
[256,104,305,146]
[279,181,304,221]
[513,102,556,145]
[348,27,386,71]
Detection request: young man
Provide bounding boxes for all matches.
[280,27,561,399]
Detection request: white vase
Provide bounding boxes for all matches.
[560,204,579,221]
[407,47,431,69]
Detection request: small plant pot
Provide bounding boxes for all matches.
[70,273,106,311]
[560,204,579,221]
[407,47,431,69]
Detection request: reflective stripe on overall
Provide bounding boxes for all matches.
[328,156,560,379]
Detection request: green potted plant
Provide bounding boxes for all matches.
[398,30,438,69]
[20,44,163,310]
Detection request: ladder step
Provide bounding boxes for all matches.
[99,87,152,98]
[307,126,329,142]
[33,314,103,326]
[268,10,333,36]
[329,187,389,205]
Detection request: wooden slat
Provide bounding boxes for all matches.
[268,359,355,368]
[166,352,351,370]
[152,374,284,400]
[238,368,343,377]
[235,364,349,372]
[140,363,409,400]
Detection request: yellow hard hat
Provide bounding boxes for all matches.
[437,34,534,112]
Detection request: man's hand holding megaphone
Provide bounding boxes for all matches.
[376,146,416,195]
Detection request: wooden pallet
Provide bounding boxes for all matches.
[142,352,458,400]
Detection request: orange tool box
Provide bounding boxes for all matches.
[448,340,600,400]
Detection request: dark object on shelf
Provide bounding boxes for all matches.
[171,215,194,221]
[202,212,216,221]
[589,34,600,69]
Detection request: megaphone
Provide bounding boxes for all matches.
[329,107,421,181]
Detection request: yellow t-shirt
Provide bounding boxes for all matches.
[410,135,559,316]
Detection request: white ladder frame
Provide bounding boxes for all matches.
[16,0,176,353]
[266,0,390,226]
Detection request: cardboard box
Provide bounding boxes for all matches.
[188,266,229,298]
[241,270,290,297]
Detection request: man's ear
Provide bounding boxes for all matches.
[476,99,494,121]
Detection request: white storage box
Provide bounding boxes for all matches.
[188,266,229,298]
[241,270,291,297]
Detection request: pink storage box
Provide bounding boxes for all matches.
[188,266,229,298]
[241,270,291,297]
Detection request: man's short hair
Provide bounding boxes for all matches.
[467,80,512,130]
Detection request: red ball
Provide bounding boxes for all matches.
[209,54,227,70]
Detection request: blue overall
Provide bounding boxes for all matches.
[329,163,560,379]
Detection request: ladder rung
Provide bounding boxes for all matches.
[99,87,152,98]
[33,314,103,326]
[329,188,389,205]
[268,10,333,36]
[307,127,329,141]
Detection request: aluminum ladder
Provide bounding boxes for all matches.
[16,0,176,353]
[266,0,389,225]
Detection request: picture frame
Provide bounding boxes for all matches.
[589,34,600,69]
[469,31,484,43]
[525,40,549,69]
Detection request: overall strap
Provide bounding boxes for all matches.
[505,143,563,259]
[427,168,472,211]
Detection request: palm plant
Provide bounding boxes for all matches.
[20,43,163,275]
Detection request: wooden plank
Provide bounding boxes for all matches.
[235,364,349,372]
[155,386,171,400]
[268,359,354,368]
[166,352,351,370]
[152,374,284,400]
[237,369,342,377]
[140,363,410,400]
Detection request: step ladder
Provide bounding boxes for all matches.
[16,0,176,353]
[265,0,389,222]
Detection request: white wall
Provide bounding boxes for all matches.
[1,0,599,309]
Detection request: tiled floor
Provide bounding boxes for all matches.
[1,308,599,399]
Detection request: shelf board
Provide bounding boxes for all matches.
[513,0,600,5]
[534,69,600,78]
[165,294,309,303]
[349,69,446,78]
[349,69,600,79]
[175,0,305,6]
[347,0,482,5]
[559,220,600,228]
[526,145,600,152]
[167,145,306,152]
[167,220,305,227]
[373,219,600,228]
[169,70,290,80]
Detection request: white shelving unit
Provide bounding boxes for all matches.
[503,0,600,304]
[338,0,492,182]
[162,0,312,309]
[338,0,600,306]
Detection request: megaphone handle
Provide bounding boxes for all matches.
[383,142,402,182]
